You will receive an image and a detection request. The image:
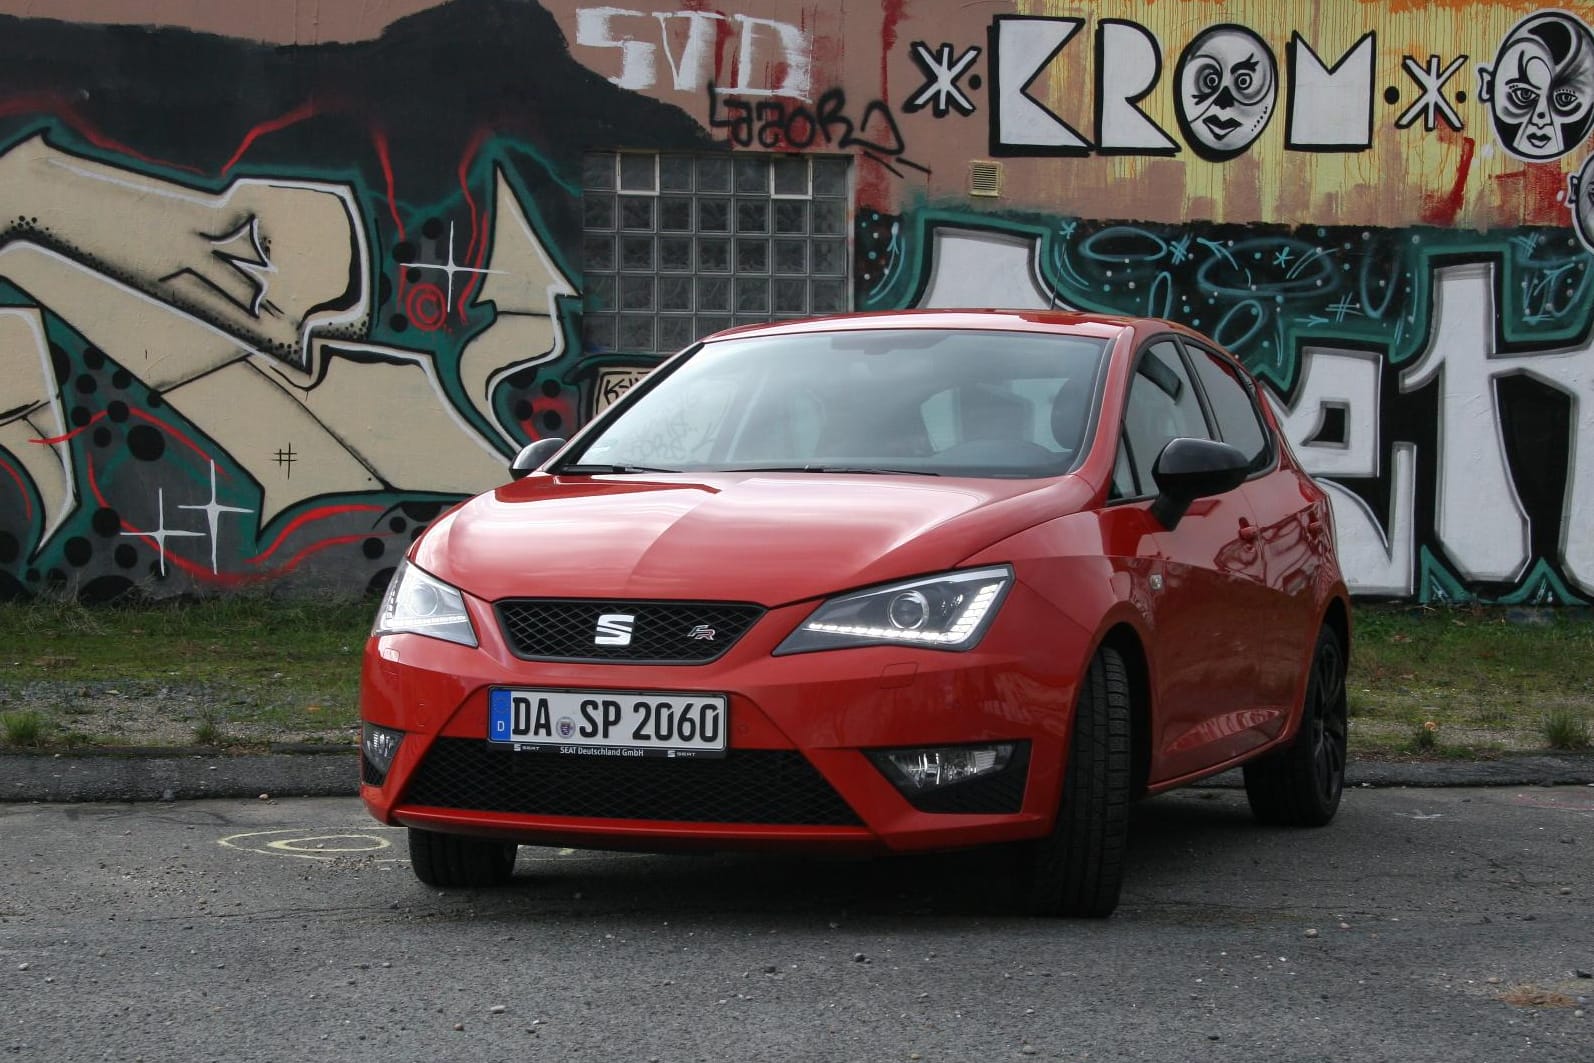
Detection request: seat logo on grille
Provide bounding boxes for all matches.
[595,613,635,646]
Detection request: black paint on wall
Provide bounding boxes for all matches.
[1496,373,1574,563]
[0,0,716,242]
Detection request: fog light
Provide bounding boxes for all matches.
[873,743,1014,792]
[362,723,404,776]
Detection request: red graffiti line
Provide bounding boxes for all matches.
[247,503,386,565]
[274,532,395,574]
[373,128,406,241]
[128,407,218,471]
[160,544,255,586]
[1422,135,1475,227]
[1492,161,1574,226]
[29,410,106,446]
[81,456,243,585]
[220,101,322,174]
[86,454,389,585]
[880,0,907,96]
[455,127,493,318]
[83,453,109,508]
[405,283,449,331]
[0,455,32,522]
[0,94,202,174]
[33,408,223,485]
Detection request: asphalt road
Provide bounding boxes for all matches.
[2,787,1590,1063]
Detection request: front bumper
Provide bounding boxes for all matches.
[359,583,1090,854]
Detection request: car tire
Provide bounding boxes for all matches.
[407,827,518,888]
[1017,645,1132,918]
[1242,626,1347,827]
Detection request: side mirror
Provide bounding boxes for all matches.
[510,437,566,479]
[1149,437,1248,529]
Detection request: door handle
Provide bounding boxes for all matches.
[1238,519,1258,543]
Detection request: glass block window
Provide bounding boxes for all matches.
[582,152,851,355]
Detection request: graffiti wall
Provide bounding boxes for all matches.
[0,0,711,600]
[0,0,1592,604]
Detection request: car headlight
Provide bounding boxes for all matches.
[372,559,478,647]
[774,566,1012,655]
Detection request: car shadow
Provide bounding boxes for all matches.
[403,787,1281,923]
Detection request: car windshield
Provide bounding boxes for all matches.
[560,328,1111,478]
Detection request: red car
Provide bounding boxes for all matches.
[360,310,1350,917]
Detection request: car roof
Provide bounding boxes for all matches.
[702,308,1140,344]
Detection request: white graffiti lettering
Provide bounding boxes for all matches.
[1096,19,1178,155]
[1399,262,1594,589]
[904,42,981,118]
[1266,348,1417,596]
[575,8,811,100]
[990,16,1091,154]
[1286,32,1376,150]
[1395,54,1467,132]
[1272,263,1594,596]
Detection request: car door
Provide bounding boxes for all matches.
[1185,340,1322,717]
[1117,339,1274,783]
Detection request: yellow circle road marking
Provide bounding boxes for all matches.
[266,833,393,854]
[219,827,406,862]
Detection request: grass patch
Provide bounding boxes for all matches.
[1406,718,1440,753]
[1346,604,1594,757]
[2,597,1594,755]
[192,707,226,746]
[0,593,372,747]
[1,710,45,747]
[1540,708,1592,751]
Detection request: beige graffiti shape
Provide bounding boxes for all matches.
[0,136,574,537]
[0,308,72,542]
[458,166,577,448]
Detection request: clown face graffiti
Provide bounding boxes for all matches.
[1478,12,1594,161]
[1175,25,1278,161]
[1571,155,1594,253]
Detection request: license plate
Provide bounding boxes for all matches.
[488,689,728,758]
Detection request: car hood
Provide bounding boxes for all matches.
[414,471,1092,606]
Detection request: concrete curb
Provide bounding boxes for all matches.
[1,748,358,803]
[3,747,1593,804]
[1197,751,1594,791]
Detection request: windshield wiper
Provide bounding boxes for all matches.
[720,464,941,476]
[557,463,683,475]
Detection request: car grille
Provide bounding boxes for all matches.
[400,738,862,826]
[495,600,764,663]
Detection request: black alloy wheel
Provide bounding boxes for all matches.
[1242,626,1348,827]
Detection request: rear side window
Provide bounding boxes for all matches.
[1119,340,1209,496]
[1187,344,1270,470]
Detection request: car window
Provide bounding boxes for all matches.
[582,373,743,466]
[566,328,1110,478]
[1119,340,1210,495]
[920,377,1085,454]
[728,384,825,463]
[1110,432,1138,499]
[1186,343,1271,470]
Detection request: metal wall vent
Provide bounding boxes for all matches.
[969,160,1003,197]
